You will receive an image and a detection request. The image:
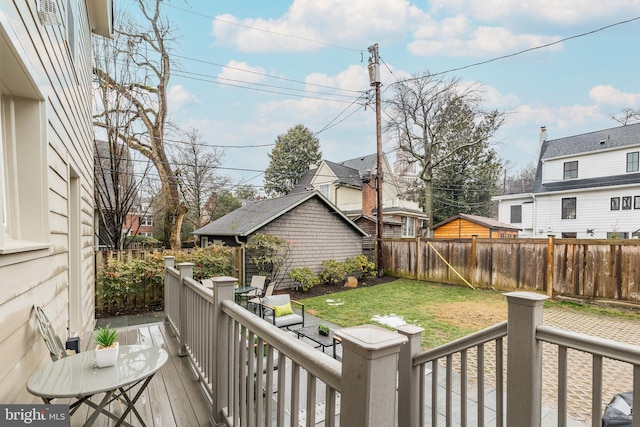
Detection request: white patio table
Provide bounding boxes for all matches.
[27,344,168,427]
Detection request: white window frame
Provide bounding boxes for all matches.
[319,184,330,199]
[0,29,50,255]
[401,216,415,238]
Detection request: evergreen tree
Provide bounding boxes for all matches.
[263,124,322,197]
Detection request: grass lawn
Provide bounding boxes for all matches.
[300,278,640,349]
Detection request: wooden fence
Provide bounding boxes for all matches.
[383,236,640,303]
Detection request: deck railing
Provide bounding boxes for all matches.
[164,257,640,426]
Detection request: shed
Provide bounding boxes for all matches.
[432,214,520,239]
[193,191,368,287]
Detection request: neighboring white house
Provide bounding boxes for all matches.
[0,0,112,403]
[292,153,428,238]
[494,124,640,239]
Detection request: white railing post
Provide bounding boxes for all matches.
[178,262,194,357]
[505,291,548,427]
[397,324,424,427]
[336,324,408,427]
[163,256,175,324]
[212,276,236,425]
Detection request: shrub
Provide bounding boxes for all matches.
[319,259,348,286]
[344,255,376,280]
[287,267,320,292]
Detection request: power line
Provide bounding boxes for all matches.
[173,54,364,94]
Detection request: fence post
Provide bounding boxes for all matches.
[547,235,555,297]
[335,324,408,427]
[163,256,175,325]
[505,291,548,426]
[177,262,194,357]
[211,275,236,424]
[397,324,424,427]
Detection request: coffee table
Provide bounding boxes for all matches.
[294,325,342,359]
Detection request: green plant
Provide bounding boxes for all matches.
[344,255,376,280]
[319,259,348,286]
[288,267,320,291]
[317,324,330,336]
[94,325,118,348]
[246,234,291,287]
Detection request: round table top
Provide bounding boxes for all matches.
[27,344,168,398]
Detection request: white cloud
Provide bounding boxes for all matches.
[428,0,640,25]
[167,85,200,109]
[211,0,428,53]
[409,23,561,57]
[218,60,267,84]
[589,85,640,107]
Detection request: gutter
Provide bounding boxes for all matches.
[234,235,246,284]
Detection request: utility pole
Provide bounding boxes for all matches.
[368,43,384,277]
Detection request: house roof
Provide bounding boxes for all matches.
[352,214,403,226]
[534,123,640,193]
[193,191,368,237]
[432,214,520,231]
[540,122,640,160]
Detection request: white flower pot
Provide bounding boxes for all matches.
[95,342,119,368]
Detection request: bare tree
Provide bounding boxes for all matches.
[503,161,537,195]
[610,108,640,125]
[384,73,505,228]
[171,128,228,231]
[93,0,186,249]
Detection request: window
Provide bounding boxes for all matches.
[562,232,577,238]
[622,196,632,210]
[563,161,578,179]
[510,205,522,223]
[607,231,629,239]
[627,152,639,172]
[635,196,640,209]
[319,184,330,199]
[401,216,415,238]
[611,197,620,210]
[0,89,48,253]
[561,198,576,219]
[140,216,153,226]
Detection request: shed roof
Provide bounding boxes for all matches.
[432,213,520,231]
[193,191,367,237]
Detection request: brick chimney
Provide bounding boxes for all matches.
[361,172,377,216]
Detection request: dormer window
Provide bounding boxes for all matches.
[563,161,578,180]
[627,152,639,172]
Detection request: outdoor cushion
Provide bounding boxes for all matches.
[273,302,294,317]
[261,294,304,329]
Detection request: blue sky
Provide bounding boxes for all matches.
[127,1,640,192]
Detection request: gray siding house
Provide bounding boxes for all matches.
[193,191,368,288]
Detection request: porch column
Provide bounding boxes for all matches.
[177,262,194,357]
[336,324,408,427]
[211,276,236,425]
[397,324,424,427]
[163,256,175,325]
[505,291,548,427]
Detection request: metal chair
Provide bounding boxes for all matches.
[34,305,71,361]
[248,282,275,313]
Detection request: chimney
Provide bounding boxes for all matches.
[361,173,376,216]
[539,126,547,146]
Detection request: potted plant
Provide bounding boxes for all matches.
[317,324,330,336]
[94,325,119,368]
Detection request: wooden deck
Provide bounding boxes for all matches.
[69,322,212,427]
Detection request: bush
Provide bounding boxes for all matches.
[148,246,234,281]
[287,267,320,291]
[344,255,376,280]
[319,259,348,286]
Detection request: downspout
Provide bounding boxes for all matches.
[235,235,246,284]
